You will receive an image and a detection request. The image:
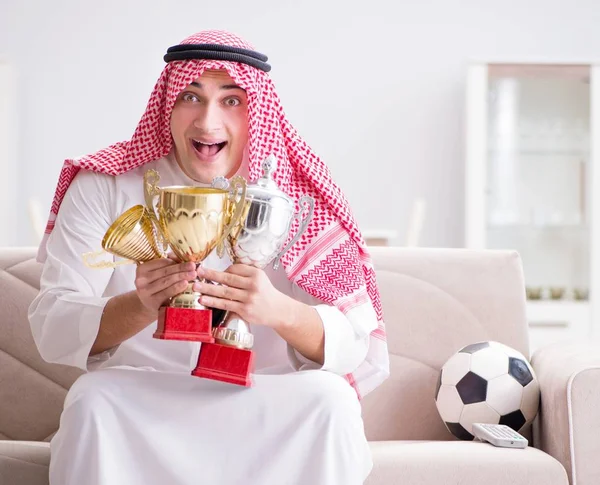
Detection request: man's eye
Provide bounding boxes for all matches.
[224,97,241,107]
[182,93,199,102]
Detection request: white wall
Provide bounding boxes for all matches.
[0,63,17,245]
[1,0,600,246]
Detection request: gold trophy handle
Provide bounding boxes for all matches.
[216,175,247,257]
[273,195,315,270]
[82,249,135,269]
[143,169,169,253]
[143,169,161,219]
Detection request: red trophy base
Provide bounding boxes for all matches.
[153,307,215,343]
[192,342,254,387]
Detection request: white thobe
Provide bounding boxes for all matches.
[29,155,374,485]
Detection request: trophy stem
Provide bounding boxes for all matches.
[169,279,206,310]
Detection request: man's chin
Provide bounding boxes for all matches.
[189,171,217,184]
[176,161,217,184]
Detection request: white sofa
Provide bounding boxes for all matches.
[2,246,599,484]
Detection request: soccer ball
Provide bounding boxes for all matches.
[435,341,540,441]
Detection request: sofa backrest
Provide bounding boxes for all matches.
[0,247,529,442]
[0,248,82,442]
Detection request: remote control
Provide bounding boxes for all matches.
[472,423,528,449]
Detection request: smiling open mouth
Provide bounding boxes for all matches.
[192,139,227,157]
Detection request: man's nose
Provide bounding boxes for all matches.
[193,102,222,132]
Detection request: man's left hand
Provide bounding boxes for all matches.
[192,264,294,329]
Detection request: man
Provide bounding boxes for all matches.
[29,30,389,485]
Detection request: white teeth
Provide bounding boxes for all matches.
[192,139,223,146]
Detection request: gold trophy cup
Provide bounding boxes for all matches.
[143,169,247,342]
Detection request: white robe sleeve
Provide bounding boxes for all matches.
[28,170,118,371]
[280,279,371,376]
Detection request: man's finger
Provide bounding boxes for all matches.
[198,267,249,289]
[151,262,196,280]
[146,271,195,295]
[156,280,190,306]
[199,295,241,313]
[193,281,247,302]
[225,264,256,276]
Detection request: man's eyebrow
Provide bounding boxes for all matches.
[190,81,244,91]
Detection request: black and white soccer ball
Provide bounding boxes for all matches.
[435,341,540,441]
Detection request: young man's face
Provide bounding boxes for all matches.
[170,69,249,183]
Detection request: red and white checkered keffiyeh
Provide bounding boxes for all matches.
[38,30,389,398]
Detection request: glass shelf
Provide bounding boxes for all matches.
[488,150,588,157]
[484,64,591,294]
[487,223,588,229]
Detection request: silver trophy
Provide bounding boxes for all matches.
[212,154,315,350]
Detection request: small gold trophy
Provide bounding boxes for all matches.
[83,204,167,268]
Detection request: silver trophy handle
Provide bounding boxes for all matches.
[272,195,315,270]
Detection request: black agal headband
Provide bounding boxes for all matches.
[164,43,272,72]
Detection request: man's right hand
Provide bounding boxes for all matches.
[134,259,197,314]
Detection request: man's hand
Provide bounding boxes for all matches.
[135,259,197,314]
[91,258,196,356]
[192,264,293,329]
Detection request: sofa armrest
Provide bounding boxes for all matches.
[531,342,600,485]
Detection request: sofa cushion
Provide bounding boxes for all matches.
[2,440,568,485]
[0,440,50,485]
[366,440,568,485]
